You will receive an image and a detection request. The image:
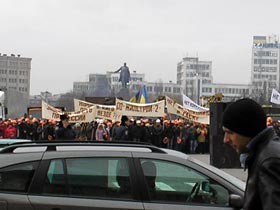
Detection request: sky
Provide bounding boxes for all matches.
[1,0,280,95]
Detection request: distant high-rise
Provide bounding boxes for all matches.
[0,53,31,95]
[251,35,280,102]
[177,57,213,103]
[0,53,31,118]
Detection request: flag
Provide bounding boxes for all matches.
[129,89,141,103]
[140,85,149,104]
[182,93,209,111]
[270,88,280,105]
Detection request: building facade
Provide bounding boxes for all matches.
[0,53,31,94]
[251,35,280,102]
[177,57,213,103]
[0,53,31,118]
[176,57,252,103]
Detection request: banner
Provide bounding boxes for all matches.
[95,104,122,121]
[74,99,121,121]
[165,96,210,124]
[182,93,209,112]
[42,100,94,123]
[74,98,95,112]
[115,98,165,117]
[41,100,63,120]
[270,88,280,105]
[67,111,94,123]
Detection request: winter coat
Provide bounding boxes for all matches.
[244,127,280,210]
[55,123,76,140]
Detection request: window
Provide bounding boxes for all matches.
[140,159,230,205]
[0,161,38,192]
[43,158,133,200]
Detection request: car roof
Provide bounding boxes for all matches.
[0,140,167,154]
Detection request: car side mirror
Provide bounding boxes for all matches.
[229,194,243,209]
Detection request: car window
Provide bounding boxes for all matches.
[0,161,38,193]
[140,159,229,206]
[43,158,133,200]
[43,159,66,195]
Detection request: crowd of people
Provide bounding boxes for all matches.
[1,112,280,156]
[0,114,210,154]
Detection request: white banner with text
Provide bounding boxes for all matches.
[165,96,210,124]
[115,98,165,117]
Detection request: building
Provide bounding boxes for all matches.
[0,53,31,94]
[0,53,31,118]
[251,35,280,102]
[177,57,213,103]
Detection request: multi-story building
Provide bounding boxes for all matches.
[176,56,253,103]
[0,53,31,94]
[0,53,31,118]
[251,35,280,102]
[177,57,213,103]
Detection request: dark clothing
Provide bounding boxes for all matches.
[150,125,164,147]
[17,122,30,139]
[131,125,146,142]
[55,124,76,140]
[115,125,130,141]
[244,127,280,210]
[43,124,56,140]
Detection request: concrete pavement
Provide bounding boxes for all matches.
[189,154,247,182]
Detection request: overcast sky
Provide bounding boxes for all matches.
[1,0,280,95]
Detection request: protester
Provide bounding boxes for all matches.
[95,123,107,141]
[196,124,208,154]
[43,119,56,140]
[4,120,17,139]
[150,119,164,147]
[188,123,198,153]
[131,119,146,142]
[222,98,280,210]
[55,114,76,140]
[115,115,130,141]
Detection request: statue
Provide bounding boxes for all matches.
[114,63,131,88]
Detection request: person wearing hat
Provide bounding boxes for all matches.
[150,119,164,147]
[222,98,280,210]
[55,114,76,140]
[115,115,130,141]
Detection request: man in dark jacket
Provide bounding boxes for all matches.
[222,98,280,210]
[55,114,76,140]
[115,115,130,141]
[150,119,164,147]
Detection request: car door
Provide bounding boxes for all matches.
[28,150,144,210]
[132,152,243,210]
[0,161,39,210]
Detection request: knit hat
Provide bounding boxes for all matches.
[222,98,266,138]
[121,115,129,122]
[60,113,69,121]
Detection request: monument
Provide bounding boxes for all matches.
[114,62,131,89]
[114,63,131,100]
